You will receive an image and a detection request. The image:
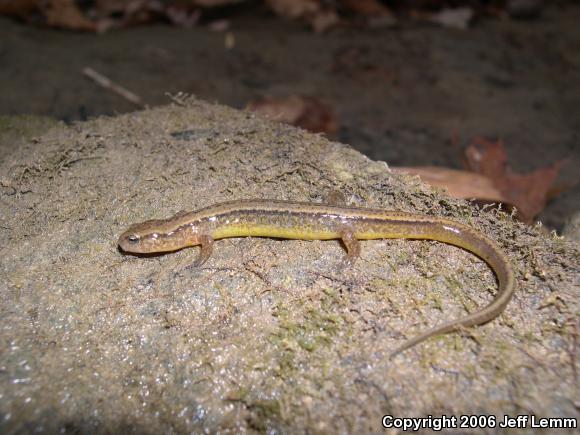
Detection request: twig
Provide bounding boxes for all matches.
[165,91,189,106]
[82,67,144,107]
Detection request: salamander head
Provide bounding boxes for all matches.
[118,218,201,254]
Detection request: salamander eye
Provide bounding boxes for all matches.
[127,234,140,243]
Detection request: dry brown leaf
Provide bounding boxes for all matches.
[0,0,96,30]
[393,166,509,203]
[429,7,474,29]
[247,95,337,135]
[464,137,564,223]
[0,0,245,31]
[44,0,96,31]
[265,0,320,19]
[310,9,340,33]
[341,0,396,26]
[341,0,391,16]
[165,5,201,28]
[265,0,339,32]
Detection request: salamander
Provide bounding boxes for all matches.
[118,199,515,357]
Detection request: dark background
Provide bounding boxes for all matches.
[1,0,578,230]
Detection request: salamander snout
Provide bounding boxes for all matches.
[118,230,148,253]
[118,218,195,254]
[117,219,167,254]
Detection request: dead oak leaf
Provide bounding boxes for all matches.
[464,137,564,223]
[392,166,508,204]
[265,0,339,32]
[247,95,337,136]
[341,0,396,26]
[44,0,97,31]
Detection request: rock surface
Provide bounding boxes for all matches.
[1,99,578,433]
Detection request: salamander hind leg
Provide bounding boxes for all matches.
[193,235,215,267]
[338,228,361,269]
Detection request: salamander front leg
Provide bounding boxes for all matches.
[193,235,214,267]
[339,229,361,269]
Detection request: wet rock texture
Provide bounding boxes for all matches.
[0,99,578,433]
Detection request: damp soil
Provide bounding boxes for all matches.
[0,3,579,230]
